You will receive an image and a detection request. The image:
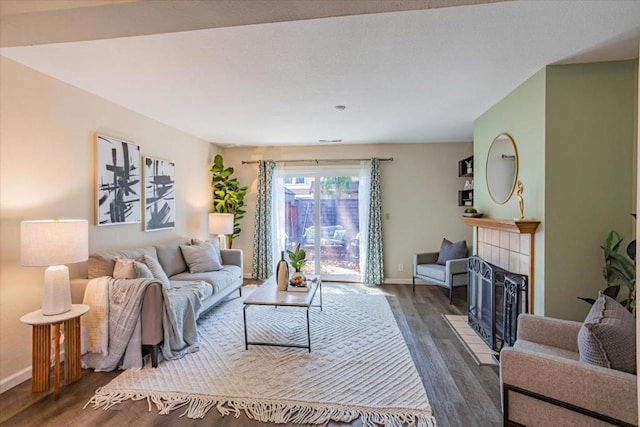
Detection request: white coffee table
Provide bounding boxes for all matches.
[243,274,322,352]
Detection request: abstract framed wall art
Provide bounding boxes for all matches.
[143,156,175,231]
[95,134,142,226]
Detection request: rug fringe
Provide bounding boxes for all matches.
[86,389,437,426]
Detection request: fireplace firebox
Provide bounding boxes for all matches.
[467,256,528,353]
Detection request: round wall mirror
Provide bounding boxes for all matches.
[486,133,519,204]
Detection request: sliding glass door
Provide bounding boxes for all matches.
[279,167,361,281]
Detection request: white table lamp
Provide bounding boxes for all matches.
[208,213,233,249]
[21,219,88,316]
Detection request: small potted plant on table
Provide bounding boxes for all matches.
[287,244,307,285]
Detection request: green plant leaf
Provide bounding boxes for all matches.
[626,240,636,262]
[602,285,620,299]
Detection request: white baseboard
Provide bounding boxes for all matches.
[0,348,65,395]
[383,278,413,285]
[0,366,32,394]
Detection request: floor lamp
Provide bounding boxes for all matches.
[208,213,233,249]
[20,219,88,315]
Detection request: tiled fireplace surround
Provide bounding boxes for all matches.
[477,228,530,278]
[461,217,540,312]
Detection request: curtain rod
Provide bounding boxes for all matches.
[241,157,393,165]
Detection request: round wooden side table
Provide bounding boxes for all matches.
[20,304,89,400]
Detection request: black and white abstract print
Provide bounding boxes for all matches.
[96,135,141,225]
[143,157,175,231]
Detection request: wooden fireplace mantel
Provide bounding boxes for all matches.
[460,216,541,314]
[460,217,540,234]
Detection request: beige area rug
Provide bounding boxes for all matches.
[443,315,498,366]
[86,286,436,426]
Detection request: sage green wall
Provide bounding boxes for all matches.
[544,60,637,321]
[473,69,547,314]
[474,60,638,321]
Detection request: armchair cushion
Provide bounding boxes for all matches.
[436,238,467,265]
[416,264,445,282]
[577,293,636,374]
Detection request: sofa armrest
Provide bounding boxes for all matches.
[220,249,243,270]
[70,278,90,304]
[517,314,581,353]
[501,347,638,425]
[140,282,164,345]
[446,257,468,275]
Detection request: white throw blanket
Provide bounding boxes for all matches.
[82,277,211,371]
[82,277,110,356]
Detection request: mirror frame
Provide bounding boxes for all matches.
[485,132,519,205]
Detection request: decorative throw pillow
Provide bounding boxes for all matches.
[142,255,172,290]
[180,241,223,273]
[191,238,223,266]
[133,260,154,279]
[436,238,468,265]
[577,293,636,374]
[113,256,137,279]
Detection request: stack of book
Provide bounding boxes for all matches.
[287,284,309,292]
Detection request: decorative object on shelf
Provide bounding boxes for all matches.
[515,180,524,220]
[486,133,519,205]
[143,156,175,231]
[209,213,234,249]
[276,251,290,291]
[20,219,89,315]
[96,134,141,226]
[458,189,474,206]
[458,155,474,177]
[463,207,484,218]
[210,154,248,247]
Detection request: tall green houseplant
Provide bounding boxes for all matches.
[579,229,636,316]
[210,154,248,247]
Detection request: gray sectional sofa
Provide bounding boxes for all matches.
[71,237,243,367]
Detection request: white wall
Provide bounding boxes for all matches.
[0,57,216,391]
[221,143,473,281]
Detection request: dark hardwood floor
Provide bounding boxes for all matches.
[0,283,501,427]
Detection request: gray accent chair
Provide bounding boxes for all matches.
[412,249,469,303]
[500,314,638,426]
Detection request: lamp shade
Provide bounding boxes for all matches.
[21,219,89,266]
[208,213,233,235]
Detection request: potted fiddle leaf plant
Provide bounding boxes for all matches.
[210,154,248,247]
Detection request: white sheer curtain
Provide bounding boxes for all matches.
[271,166,287,271]
[358,161,371,282]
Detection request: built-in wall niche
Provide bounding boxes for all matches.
[460,217,540,312]
[458,155,473,207]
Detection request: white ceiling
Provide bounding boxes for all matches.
[1,0,639,147]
